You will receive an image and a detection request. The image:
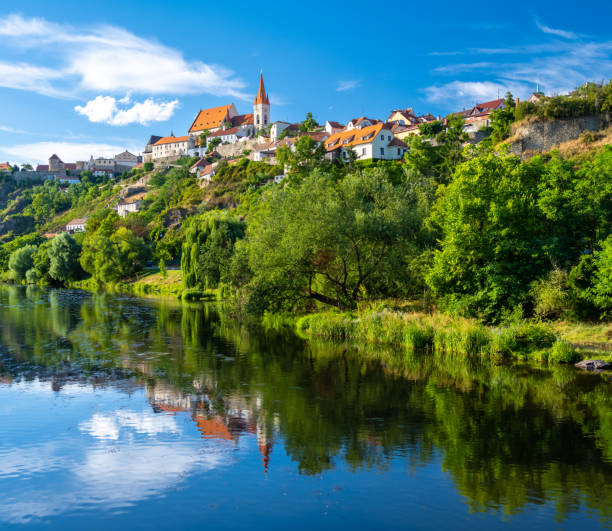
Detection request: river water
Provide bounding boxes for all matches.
[0,286,610,530]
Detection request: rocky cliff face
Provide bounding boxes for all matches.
[509,114,611,157]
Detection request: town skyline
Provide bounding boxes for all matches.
[1,1,611,164]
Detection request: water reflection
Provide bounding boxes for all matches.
[0,285,611,529]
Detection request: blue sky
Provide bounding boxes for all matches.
[0,0,611,164]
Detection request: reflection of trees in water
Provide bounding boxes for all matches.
[0,285,611,523]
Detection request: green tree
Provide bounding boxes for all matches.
[241,168,423,312]
[299,112,319,132]
[181,210,246,289]
[277,135,327,177]
[48,233,81,284]
[8,244,37,281]
[29,240,53,284]
[81,227,149,283]
[489,92,517,143]
[592,235,612,315]
[426,153,549,320]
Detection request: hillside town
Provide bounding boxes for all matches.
[0,72,583,235]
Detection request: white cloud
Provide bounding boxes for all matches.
[0,125,31,134]
[0,141,142,165]
[0,61,65,97]
[74,96,179,125]
[0,14,249,100]
[79,411,180,440]
[426,35,612,108]
[535,21,579,40]
[425,80,525,107]
[336,80,359,92]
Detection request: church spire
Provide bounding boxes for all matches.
[254,72,269,105]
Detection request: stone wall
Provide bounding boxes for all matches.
[509,114,611,157]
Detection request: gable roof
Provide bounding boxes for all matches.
[326,121,344,129]
[454,98,504,118]
[325,123,385,151]
[231,113,254,126]
[190,158,210,170]
[254,73,270,105]
[49,154,61,161]
[0,162,11,171]
[153,135,190,146]
[208,127,242,138]
[189,104,234,133]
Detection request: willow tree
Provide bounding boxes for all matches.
[181,210,246,290]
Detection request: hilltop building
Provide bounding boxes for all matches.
[452,98,505,133]
[143,135,163,163]
[65,218,87,233]
[151,135,193,160]
[253,73,270,131]
[36,154,77,173]
[187,73,270,143]
[117,200,143,218]
[325,123,407,162]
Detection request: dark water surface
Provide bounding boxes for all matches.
[0,286,610,530]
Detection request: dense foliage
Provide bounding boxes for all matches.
[1,84,611,323]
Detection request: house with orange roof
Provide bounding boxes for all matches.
[324,123,407,161]
[151,134,194,160]
[0,162,11,172]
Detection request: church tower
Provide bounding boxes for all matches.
[253,73,270,132]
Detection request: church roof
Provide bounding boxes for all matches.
[189,104,234,133]
[254,73,270,105]
[231,113,254,126]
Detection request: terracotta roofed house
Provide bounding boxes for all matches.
[325,123,407,161]
[151,135,192,160]
[454,98,505,133]
[0,162,11,172]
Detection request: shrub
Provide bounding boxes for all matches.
[182,288,205,301]
[548,340,580,364]
[530,269,570,319]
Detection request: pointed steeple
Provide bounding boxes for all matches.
[254,72,269,106]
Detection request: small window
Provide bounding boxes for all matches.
[380,147,384,156]
[397,148,400,155]
[362,148,365,155]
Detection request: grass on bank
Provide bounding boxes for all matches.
[296,308,612,364]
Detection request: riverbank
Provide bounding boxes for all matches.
[296,308,612,364]
[24,272,612,363]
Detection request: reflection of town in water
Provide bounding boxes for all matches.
[145,379,276,472]
[0,285,611,527]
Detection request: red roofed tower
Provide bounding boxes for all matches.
[253,72,270,132]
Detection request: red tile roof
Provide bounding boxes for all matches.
[231,113,254,126]
[208,127,241,138]
[189,104,234,133]
[0,162,11,171]
[190,158,210,169]
[389,138,408,148]
[36,165,49,171]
